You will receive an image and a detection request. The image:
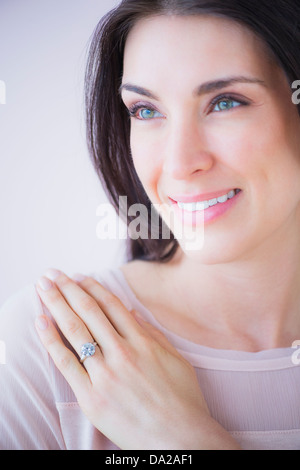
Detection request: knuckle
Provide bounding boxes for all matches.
[43,334,59,350]
[101,292,119,309]
[79,276,93,287]
[78,295,99,314]
[56,274,71,287]
[65,318,84,337]
[56,353,73,371]
[46,286,62,302]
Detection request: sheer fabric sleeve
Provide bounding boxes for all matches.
[0,284,66,450]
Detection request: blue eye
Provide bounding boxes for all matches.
[138,109,156,119]
[212,98,243,112]
[129,104,163,120]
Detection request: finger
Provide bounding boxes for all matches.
[35,276,103,374]
[35,314,91,402]
[72,274,146,340]
[75,275,183,356]
[42,270,122,350]
[47,269,145,341]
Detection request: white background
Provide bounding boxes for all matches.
[0,0,127,306]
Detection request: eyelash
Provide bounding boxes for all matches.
[127,93,250,120]
[127,102,161,120]
[210,93,249,112]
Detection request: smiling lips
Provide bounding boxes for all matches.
[170,189,241,212]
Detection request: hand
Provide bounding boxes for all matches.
[35,269,240,450]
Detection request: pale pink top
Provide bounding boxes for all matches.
[0,268,299,450]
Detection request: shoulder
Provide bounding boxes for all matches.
[0,263,159,360]
[90,261,163,316]
[88,260,159,307]
[0,283,50,379]
[0,284,67,449]
[0,283,43,347]
[0,264,148,343]
[1,282,42,313]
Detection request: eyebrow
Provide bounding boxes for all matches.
[119,76,267,100]
[119,83,159,100]
[195,76,267,95]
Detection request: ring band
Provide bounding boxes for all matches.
[79,341,97,363]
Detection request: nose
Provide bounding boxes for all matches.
[162,116,214,180]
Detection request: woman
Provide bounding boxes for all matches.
[1,0,300,450]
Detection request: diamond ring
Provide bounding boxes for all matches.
[79,341,97,363]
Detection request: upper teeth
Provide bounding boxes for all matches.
[177,189,238,212]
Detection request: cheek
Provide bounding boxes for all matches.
[209,111,300,183]
[130,130,162,197]
[226,115,300,216]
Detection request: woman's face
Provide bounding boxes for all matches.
[121,15,300,263]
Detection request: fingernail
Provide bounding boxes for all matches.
[45,268,61,281]
[37,276,53,291]
[36,315,48,331]
[72,273,87,282]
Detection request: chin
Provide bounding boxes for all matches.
[178,236,250,266]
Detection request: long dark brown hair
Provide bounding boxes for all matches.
[84,0,300,263]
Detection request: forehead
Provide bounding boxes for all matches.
[122,14,276,88]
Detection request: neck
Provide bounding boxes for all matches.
[170,219,300,351]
